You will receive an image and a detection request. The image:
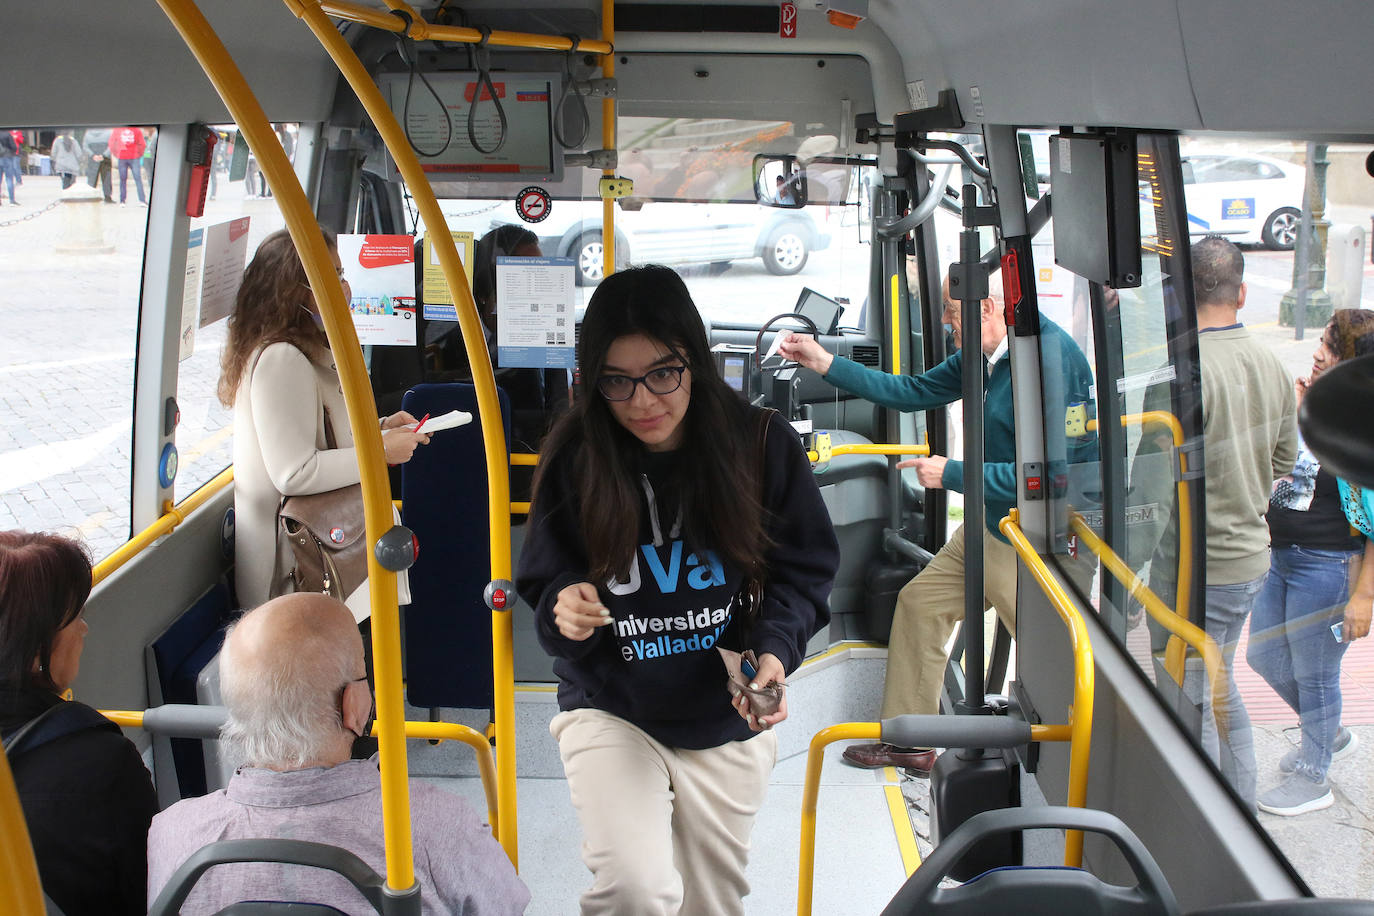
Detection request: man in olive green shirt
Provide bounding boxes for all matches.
[1145,236,1297,809]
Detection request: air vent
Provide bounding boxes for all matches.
[616,5,780,33]
[852,345,881,368]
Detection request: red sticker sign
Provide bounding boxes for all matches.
[780,1,797,38]
[357,236,415,269]
[516,186,552,223]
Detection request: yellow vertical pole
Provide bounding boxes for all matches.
[601,0,616,279]
[280,0,519,866]
[890,272,901,374]
[156,0,418,891]
[0,748,44,916]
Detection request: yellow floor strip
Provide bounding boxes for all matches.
[882,766,922,876]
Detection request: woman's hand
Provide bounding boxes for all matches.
[732,652,789,731]
[554,582,612,641]
[1342,595,1372,642]
[381,426,430,465]
[776,332,834,375]
[381,411,418,430]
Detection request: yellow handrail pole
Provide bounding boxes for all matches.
[0,746,44,916]
[601,0,617,280]
[1087,411,1193,624]
[317,0,614,54]
[796,722,880,916]
[890,272,901,375]
[1069,515,1228,728]
[282,0,520,864]
[999,510,1094,867]
[805,443,931,463]
[154,0,418,891]
[93,467,235,586]
[510,453,539,467]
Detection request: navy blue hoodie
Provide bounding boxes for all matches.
[517,409,839,749]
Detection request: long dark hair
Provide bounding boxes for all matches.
[533,265,768,583]
[474,224,540,326]
[218,228,336,406]
[0,531,92,693]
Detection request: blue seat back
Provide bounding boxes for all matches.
[401,383,510,709]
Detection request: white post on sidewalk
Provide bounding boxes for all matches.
[55,182,114,254]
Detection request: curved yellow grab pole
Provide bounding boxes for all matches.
[282,0,518,865]
[1000,511,1095,867]
[1069,515,1228,733]
[796,722,881,916]
[601,0,617,280]
[155,0,417,891]
[1088,411,1193,624]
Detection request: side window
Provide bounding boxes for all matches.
[174,124,296,502]
[0,126,154,560]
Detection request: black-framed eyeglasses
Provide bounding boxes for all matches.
[596,366,687,401]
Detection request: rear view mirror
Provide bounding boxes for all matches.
[754,154,808,208]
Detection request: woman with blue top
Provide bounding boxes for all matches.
[517,265,838,915]
[1248,308,1374,816]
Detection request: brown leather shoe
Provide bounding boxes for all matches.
[841,743,936,776]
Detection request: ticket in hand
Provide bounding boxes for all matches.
[410,410,473,433]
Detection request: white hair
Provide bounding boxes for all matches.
[218,614,356,769]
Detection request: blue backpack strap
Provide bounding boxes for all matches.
[2,701,114,760]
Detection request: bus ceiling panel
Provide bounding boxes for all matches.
[614,53,874,140]
[8,0,338,127]
[875,0,1201,131]
[615,20,906,122]
[1179,1,1374,135]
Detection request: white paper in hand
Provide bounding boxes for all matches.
[764,331,787,362]
[411,410,473,433]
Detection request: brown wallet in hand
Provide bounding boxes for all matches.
[719,647,785,720]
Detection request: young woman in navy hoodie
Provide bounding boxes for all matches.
[518,265,839,915]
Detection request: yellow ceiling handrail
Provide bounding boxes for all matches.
[311,0,614,54]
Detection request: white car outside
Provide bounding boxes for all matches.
[435,197,831,285]
[1180,151,1306,250]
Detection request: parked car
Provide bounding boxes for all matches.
[1180,151,1306,250]
[438,198,831,285]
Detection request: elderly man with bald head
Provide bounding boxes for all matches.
[146,593,529,914]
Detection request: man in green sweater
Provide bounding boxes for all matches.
[1143,235,1297,809]
[779,273,1096,773]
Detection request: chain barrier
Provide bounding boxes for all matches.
[0,197,62,229]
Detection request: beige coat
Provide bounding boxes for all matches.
[233,342,405,620]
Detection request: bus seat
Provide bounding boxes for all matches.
[401,382,511,710]
[881,806,1179,916]
[145,582,235,807]
[146,839,392,916]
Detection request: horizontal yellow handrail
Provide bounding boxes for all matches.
[1085,410,1193,624]
[100,710,499,840]
[1068,514,1228,724]
[805,443,932,463]
[92,467,235,587]
[315,0,614,54]
[510,502,530,515]
[510,453,539,467]
[999,510,1094,868]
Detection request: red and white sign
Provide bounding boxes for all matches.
[516,186,552,223]
[780,1,797,38]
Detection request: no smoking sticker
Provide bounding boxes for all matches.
[516,186,552,223]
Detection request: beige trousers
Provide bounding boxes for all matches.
[880,523,1020,720]
[551,707,777,916]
